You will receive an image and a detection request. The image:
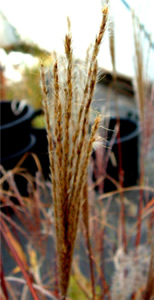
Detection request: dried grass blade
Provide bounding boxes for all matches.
[5,276,59,300]
[143,248,154,300]
[0,212,30,241]
[0,259,9,300]
[81,181,96,300]
[1,219,39,300]
[5,281,18,300]
[135,188,143,247]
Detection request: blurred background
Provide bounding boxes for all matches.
[0,0,154,106]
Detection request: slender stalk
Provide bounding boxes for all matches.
[82,181,96,300]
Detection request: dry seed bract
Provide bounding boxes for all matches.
[41,5,108,299]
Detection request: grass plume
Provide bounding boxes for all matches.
[41,6,108,298]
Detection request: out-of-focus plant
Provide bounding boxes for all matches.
[31,114,46,128]
[6,65,42,108]
[5,45,53,108]
[1,155,154,300]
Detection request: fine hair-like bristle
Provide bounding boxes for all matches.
[41,5,108,298]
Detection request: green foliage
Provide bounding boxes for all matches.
[31,114,46,128]
[6,54,54,108]
[23,66,42,108]
[68,277,87,300]
[6,65,42,108]
[4,42,49,57]
[68,277,101,299]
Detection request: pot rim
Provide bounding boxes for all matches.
[0,100,35,130]
[106,116,141,145]
[1,134,36,162]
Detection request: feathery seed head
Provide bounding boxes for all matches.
[41,5,108,298]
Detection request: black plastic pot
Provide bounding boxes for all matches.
[31,127,50,179]
[1,134,36,169]
[92,117,140,193]
[0,134,37,208]
[0,101,41,158]
[0,100,41,205]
